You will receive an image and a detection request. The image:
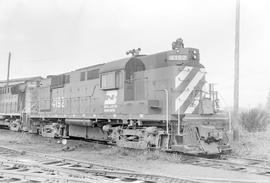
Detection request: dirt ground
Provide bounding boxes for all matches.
[0,129,269,182]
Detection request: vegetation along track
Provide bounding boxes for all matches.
[0,146,207,183]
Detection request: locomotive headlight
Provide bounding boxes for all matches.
[192,50,197,54]
[192,54,197,60]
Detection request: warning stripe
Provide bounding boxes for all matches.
[180,77,206,114]
[185,92,200,114]
[175,69,205,112]
[174,66,193,89]
[184,82,207,114]
[192,102,200,114]
[174,67,199,98]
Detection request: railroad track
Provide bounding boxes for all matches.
[0,145,269,183]
[181,154,270,177]
[0,155,110,182]
[0,145,204,183]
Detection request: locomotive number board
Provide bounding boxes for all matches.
[168,54,188,61]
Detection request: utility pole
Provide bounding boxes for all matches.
[233,0,240,141]
[4,52,11,113]
[6,52,11,87]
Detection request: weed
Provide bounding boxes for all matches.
[240,108,270,132]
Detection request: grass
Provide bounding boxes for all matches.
[5,126,270,162]
[103,146,183,162]
[229,109,270,160]
[8,132,44,144]
[231,126,270,160]
[239,108,270,132]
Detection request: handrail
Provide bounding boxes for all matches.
[178,107,180,135]
[155,89,169,135]
[90,84,98,97]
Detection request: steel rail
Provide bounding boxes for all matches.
[0,145,133,172]
[2,143,270,178]
[0,170,98,183]
[0,145,205,183]
[181,155,270,176]
[223,154,270,164]
[0,158,108,183]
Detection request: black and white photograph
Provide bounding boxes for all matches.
[0,0,270,182]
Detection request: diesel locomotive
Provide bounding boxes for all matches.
[0,38,231,155]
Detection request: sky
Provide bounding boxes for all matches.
[0,0,270,108]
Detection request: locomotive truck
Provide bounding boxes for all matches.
[0,38,231,155]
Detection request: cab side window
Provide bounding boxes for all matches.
[80,72,86,81]
[100,71,121,90]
